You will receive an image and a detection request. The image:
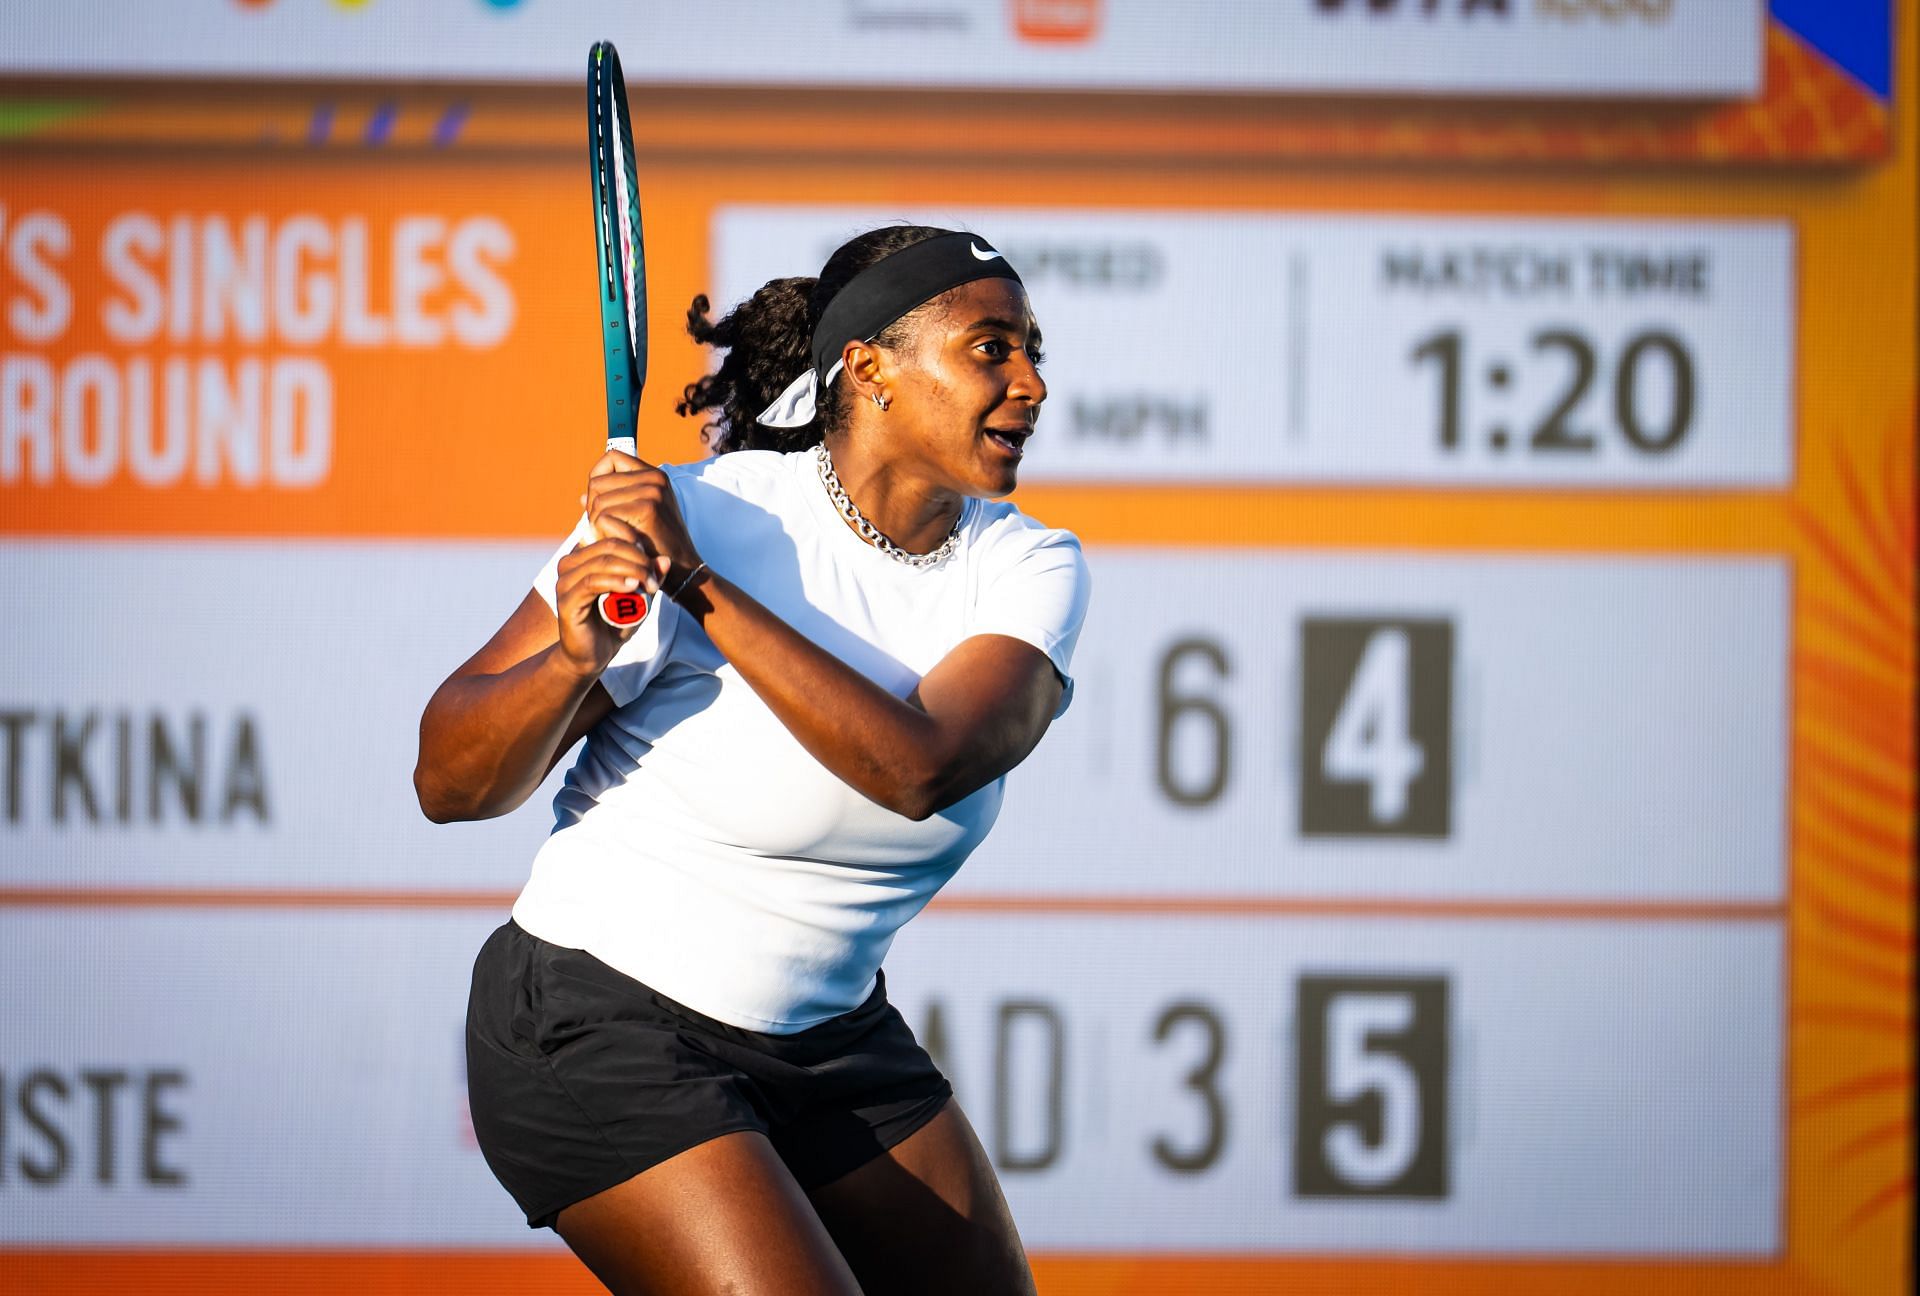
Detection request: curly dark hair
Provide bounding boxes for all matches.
[677,225,957,453]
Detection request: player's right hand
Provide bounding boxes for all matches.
[553,536,652,676]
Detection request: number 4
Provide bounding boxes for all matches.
[1322,628,1424,823]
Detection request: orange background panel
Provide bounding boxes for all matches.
[0,157,690,540]
[0,1250,1843,1296]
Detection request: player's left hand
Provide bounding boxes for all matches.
[582,449,703,595]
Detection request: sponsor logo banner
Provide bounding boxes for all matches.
[714,207,1796,487]
[0,906,1781,1254]
[4,1,1765,100]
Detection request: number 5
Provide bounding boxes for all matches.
[1323,992,1421,1188]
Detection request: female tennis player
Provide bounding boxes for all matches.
[416,225,1088,1295]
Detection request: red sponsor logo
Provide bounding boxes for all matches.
[1012,0,1100,44]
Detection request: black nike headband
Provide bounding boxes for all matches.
[756,232,1024,428]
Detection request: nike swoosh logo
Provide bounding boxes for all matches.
[969,242,1004,261]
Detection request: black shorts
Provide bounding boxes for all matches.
[465,919,953,1230]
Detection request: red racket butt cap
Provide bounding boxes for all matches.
[597,589,650,628]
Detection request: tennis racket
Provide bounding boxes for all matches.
[587,39,651,629]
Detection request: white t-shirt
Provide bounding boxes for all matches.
[511,448,1090,1033]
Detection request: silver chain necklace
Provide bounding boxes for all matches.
[813,442,961,570]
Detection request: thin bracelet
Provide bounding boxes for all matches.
[666,560,708,602]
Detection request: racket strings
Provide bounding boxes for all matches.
[591,79,619,305]
[610,96,641,346]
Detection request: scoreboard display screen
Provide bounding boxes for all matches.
[1,4,1910,1295]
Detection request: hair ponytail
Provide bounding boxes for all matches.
[678,224,957,454]
[677,277,817,453]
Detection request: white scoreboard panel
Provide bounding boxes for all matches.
[0,908,531,1246]
[966,551,1789,902]
[1,545,1787,908]
[2,1,1767,98]
[887,912,1782,1255]
[0,906,1781,1256]
[0,542,562,893]
[714,207,1795,488]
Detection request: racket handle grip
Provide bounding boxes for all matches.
[596,437,647,626]
[598,588,650,628]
